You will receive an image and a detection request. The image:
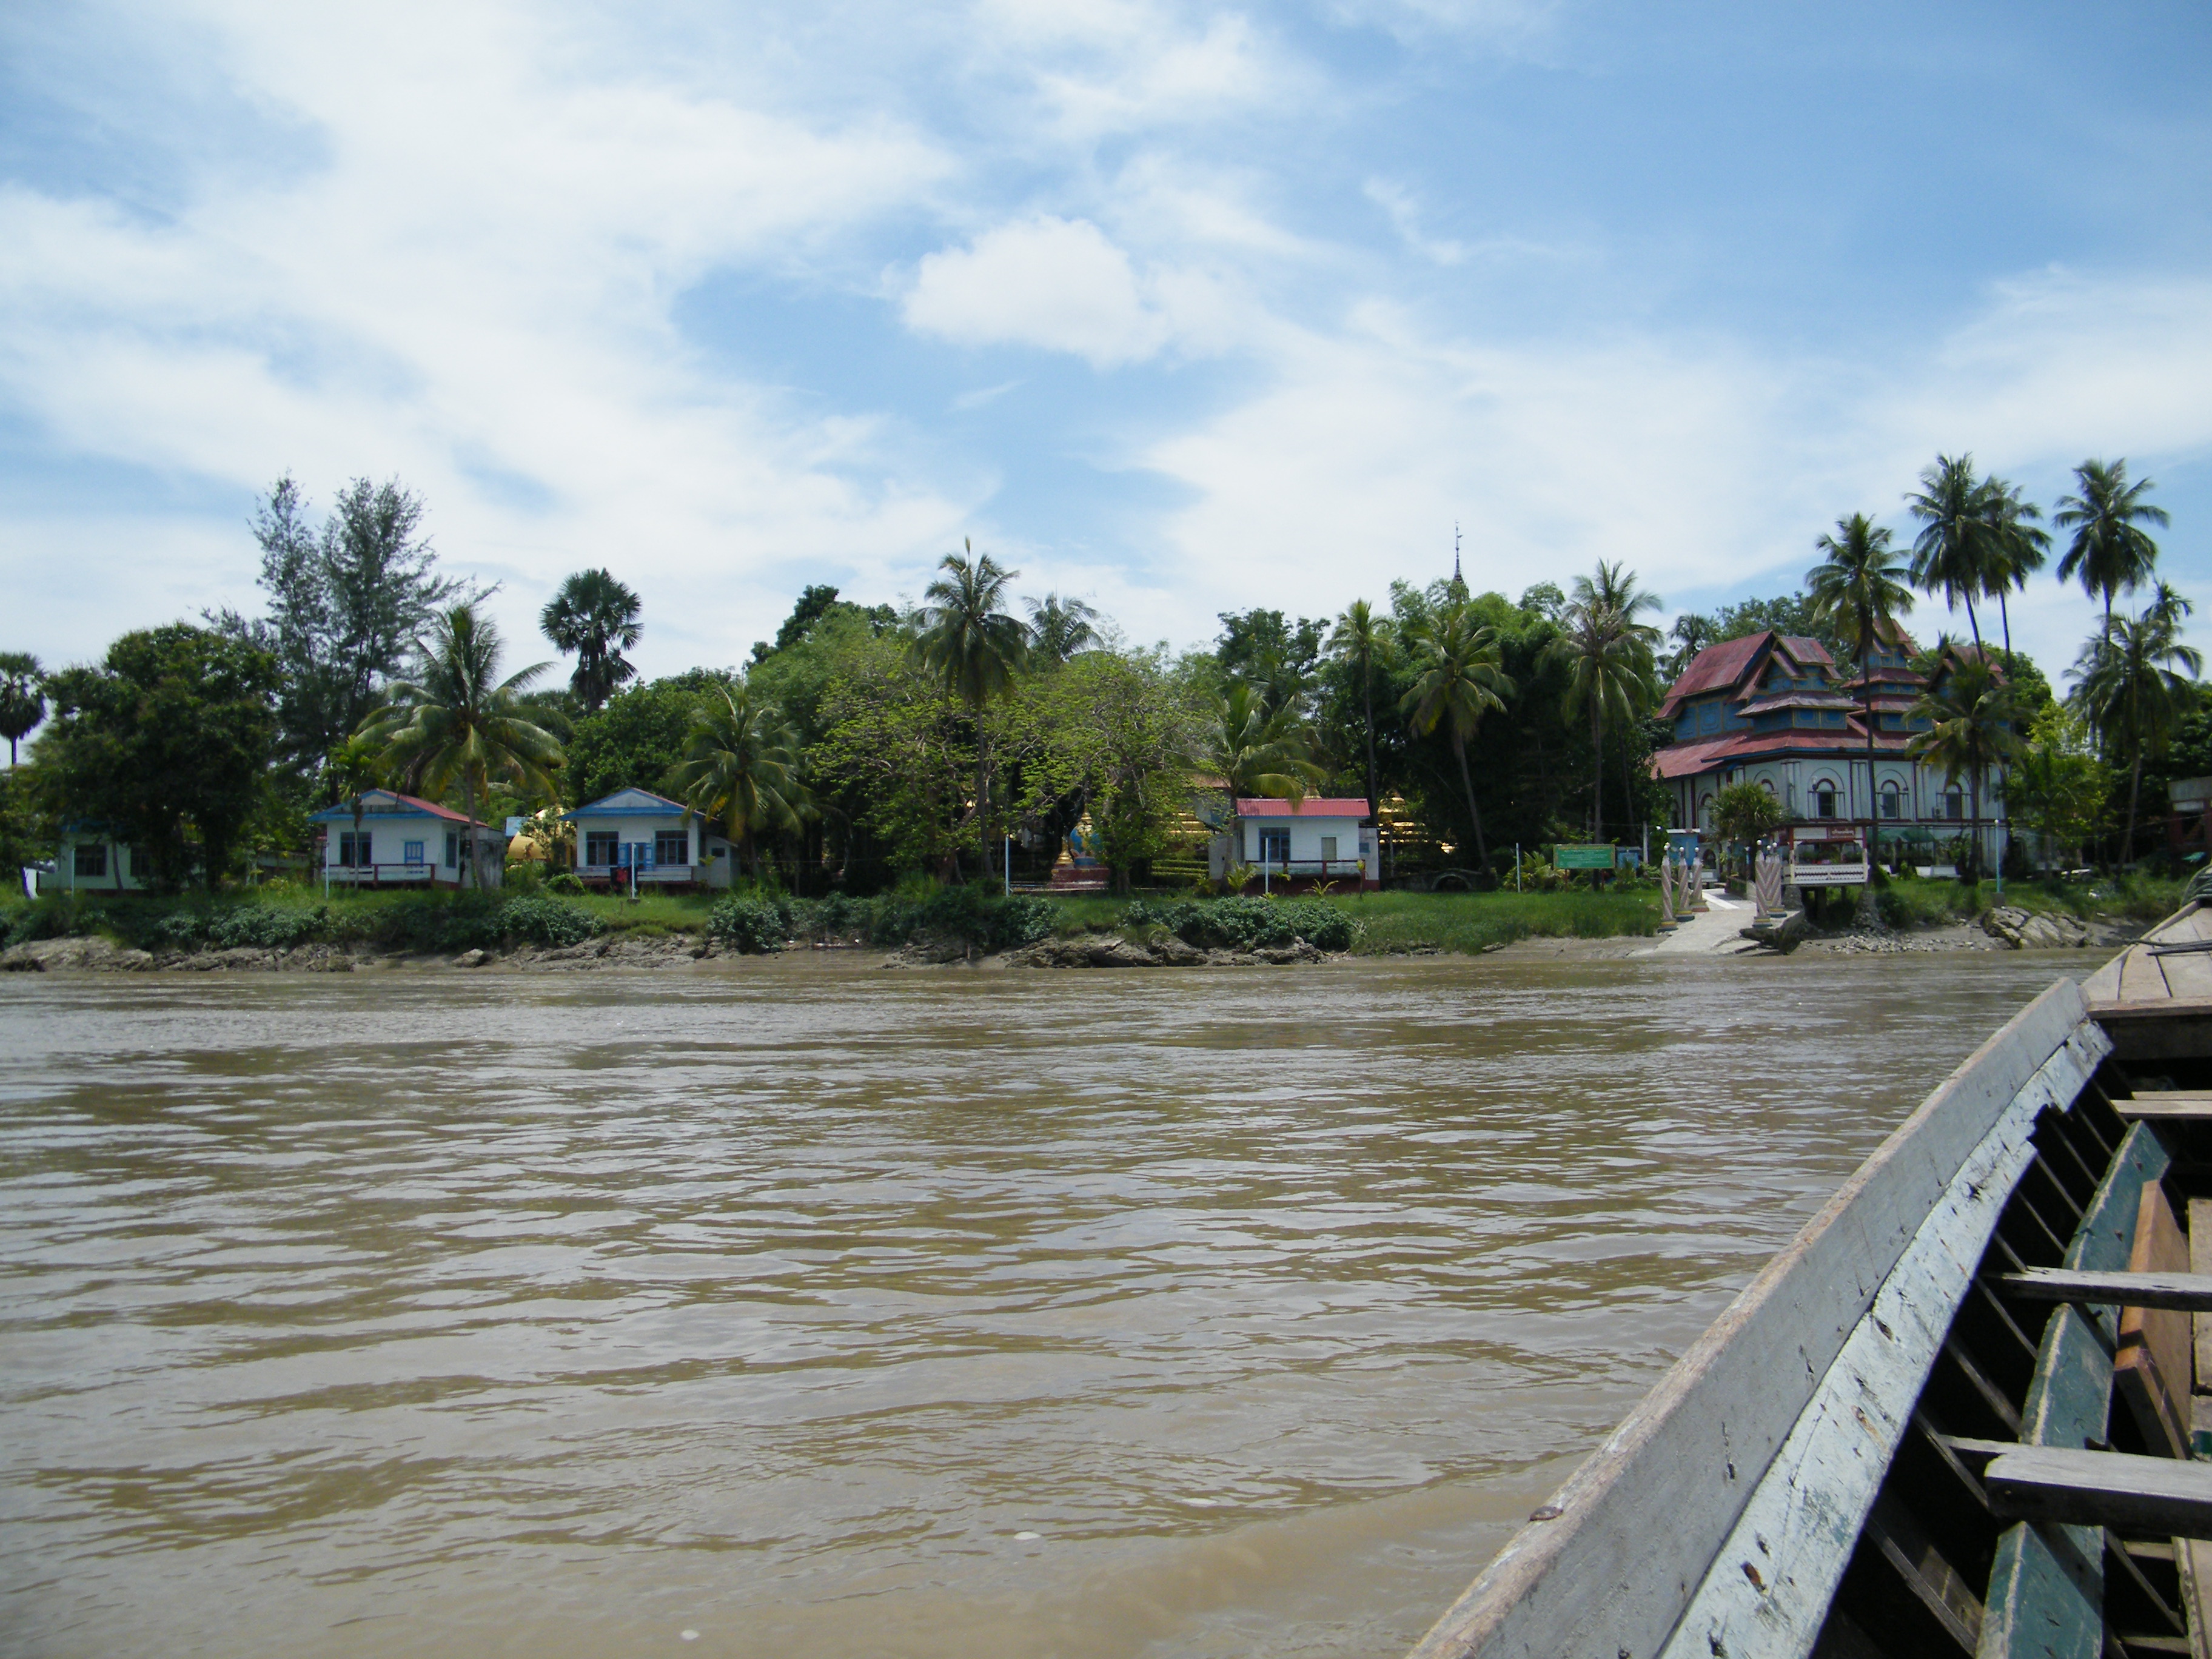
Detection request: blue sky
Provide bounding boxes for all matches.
[3,0,2208,684]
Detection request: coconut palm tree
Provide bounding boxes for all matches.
[1327,600,1388,815]
[1807,515,1914,912]
[2055,459,2168,630]
[0,652,45,766]
[666,682,809,881]
[1905,454,1997,649]
[540,568,643,711]
[360,604,564,890]
[1401,604,1515,867]
[914,541,1028,878]
[1023,592,1101,666]
[1203,679,1324,826]
[2071,584,2201,865]
[1976,476,2050,660]
[1906,656,2023,881]
[1543,565,1661,842]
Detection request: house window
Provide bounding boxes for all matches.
[1814,784,1837,820]
[1880,784,1902,820]
[403,840,425,866]
[1319,835,1338,862]
[585,831,619,866]
[1257,828,1290,864]
[654,830,689,867]
[1945,789,1965,822]
[338,832,372,868]
[73,842,108,878]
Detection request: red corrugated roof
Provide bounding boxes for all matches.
[1777,635,1835,667]
[1659,632,1769,715]
[1235,797,1370,817]
[1651,728,1921,779]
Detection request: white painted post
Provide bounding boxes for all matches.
[1004,836,1011,896]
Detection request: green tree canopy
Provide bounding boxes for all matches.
[914,542,1028,876]
[1404,602,1515,866]
[566,672,732,806]
[2071,585,2202,863]
[217,474,472,776]
[540,568,643,711]
[33,623,280,888]
[2056,458,2167,629]
[0,651,45,766]
[359,605,563,888]
[666,682,809,879]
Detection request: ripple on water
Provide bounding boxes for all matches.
[0,953,2085,1658]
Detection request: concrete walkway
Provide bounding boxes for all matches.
[1637,890,1767,956]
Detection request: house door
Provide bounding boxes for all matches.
[626,842,653,876]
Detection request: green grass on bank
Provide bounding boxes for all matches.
[1869,872,2184,931]
[1329,889,1664,954]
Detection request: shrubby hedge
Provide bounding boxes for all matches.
[1,890,599,954]
[706,886,1063,953]
[1121,896,1359,953]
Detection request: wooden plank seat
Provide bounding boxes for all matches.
[1997,1269,2212,1312]
[1986,1446,2212,1536]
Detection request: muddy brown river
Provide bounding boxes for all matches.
[0,952,2088,1658]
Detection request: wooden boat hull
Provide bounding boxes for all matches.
[1410,903,2212,1659]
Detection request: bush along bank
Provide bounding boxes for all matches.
[4,884,1671,971]
[2,890,600,962]
[706,888,1062,955]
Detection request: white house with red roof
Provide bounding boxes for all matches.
[309,789,508,888]
[1208,797,1380,891]
[1652,628,2002,865]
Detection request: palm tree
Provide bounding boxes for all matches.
[0,652,45,766]
[1327,600,1388,816]
[2055,459,2168,630]
[1023,593,1101,666]
[1806,515,1914,912]
[1666,613,1716,681]
[1977,476,2049,659]
[1905,454,1996,649]
[1204,679,1325,830]
[540,569,643,711]
[1543,564,1661,842]
[1906,657,2023,882]
[1401,604,1515,867]
[359,604,564,890]
[2071,584,2201,864]
[914,540,1028,878]
[666,683,809,881]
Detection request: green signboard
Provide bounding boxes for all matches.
[1554,843,1617,870]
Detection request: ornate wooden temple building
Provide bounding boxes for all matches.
[1652,627,2004,866]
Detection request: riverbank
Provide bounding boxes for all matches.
[0,877,2171,974]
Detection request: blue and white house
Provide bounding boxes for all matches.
[35,822,154,894]
[309,789,506,888]
[561,788,735,889]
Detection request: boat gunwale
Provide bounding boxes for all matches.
[1406,976,2099,1659]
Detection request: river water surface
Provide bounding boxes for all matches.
[1,952,2088,1658]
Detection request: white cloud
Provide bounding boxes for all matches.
[903,216,1195,366]
[1363,179,1467,265]
[0,0,972,670]
[970,0,1300,141]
